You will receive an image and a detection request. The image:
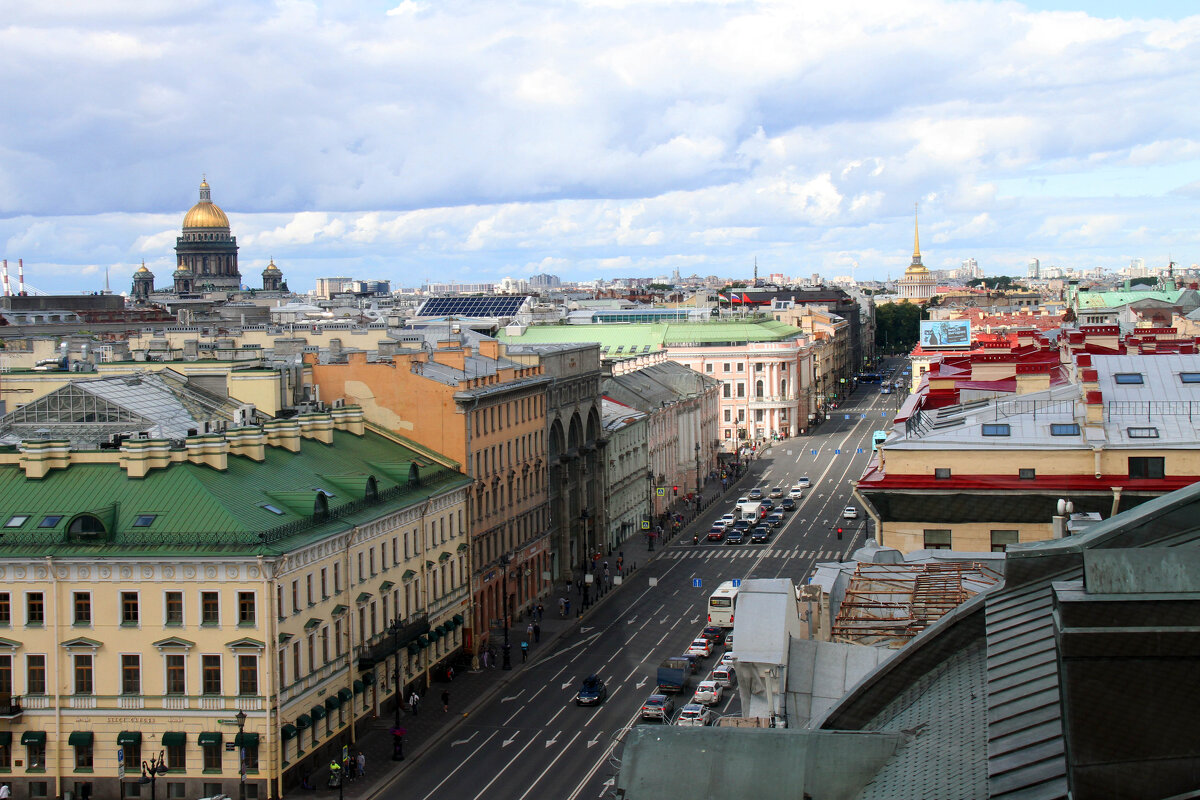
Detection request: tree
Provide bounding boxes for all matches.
[967,276,1021,291]
[874,302,925,353]
[1129,276,1157,287]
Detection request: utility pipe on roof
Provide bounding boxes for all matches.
[1111,486,1123,518]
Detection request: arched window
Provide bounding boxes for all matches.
[781,379,787,397]
[365,475,378,501]
[755,380,764,398]
[314,492,329,522]
[68,514,106,539]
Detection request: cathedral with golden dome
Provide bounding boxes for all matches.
[898,205,936,302]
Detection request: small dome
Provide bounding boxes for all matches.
[262,258,282,274]
[136,264,152,274]
[173,264,194,277]
[182,176,230,229]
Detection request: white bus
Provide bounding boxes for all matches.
[708,581,739,628]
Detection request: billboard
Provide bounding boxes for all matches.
[919,320,972,348]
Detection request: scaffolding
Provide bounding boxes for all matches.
[830,561,1002,647]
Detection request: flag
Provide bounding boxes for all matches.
[731,293,742,304]
[742,293,752,304]
[717,293,728,303]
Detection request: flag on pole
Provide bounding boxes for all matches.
[742,293,752,304]
[731,293,742,304]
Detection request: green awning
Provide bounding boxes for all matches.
[432,628,443,639]
[68,732,93,747]
[362,672,375,686]
[161,732,186,747]
[234,732,259,748]
[438,552,451,562]
[352,680,364,695]
[280,724,298,741]
[325,696,341,711]
[338,688,353,703]
[197,732,223,747]
[0,732,11,746]
[21,731,46,745]
[295,714,312,729]
[457,542,468,552]
[117,731,142,746]
[379,581,394,592]
[356,592,372,604]
[310,704,327,721]
[453,613,464,626]
[402,570,416,581]
[417,634,429,648]
[331,604,348,616]
[407,642,419,656]
[304,618,322,631]
[425,560,434,569]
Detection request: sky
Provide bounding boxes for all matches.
[2,0,1199,295]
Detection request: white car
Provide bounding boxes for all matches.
[724,633,734,651]
[843,506,859,519]
[788,486,803,499]
[717,513,736,529]
[675,703,714,726]
[795,477,811,489]
[711,665,737,688]
[693,680,723,705]
[686,638,713,658]
[718,651,737,668]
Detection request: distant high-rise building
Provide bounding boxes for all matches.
[315,277,353,299]
[529,273,561,288]
[1028,258,1040,279]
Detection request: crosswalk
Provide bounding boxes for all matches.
[667,547,843,560]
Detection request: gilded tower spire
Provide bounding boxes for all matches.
[913,202,921,262]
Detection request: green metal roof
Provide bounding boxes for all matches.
[497,317,803,351]
[1075,288,1188,309]
[0,428,470,557]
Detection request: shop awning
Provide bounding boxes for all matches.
[68,732,93,747]
[324,696,340,711]
[352,680,364,695]
[117,732,141,746]
[161,732,186,747]
[310,704,327,721]
[234,732,259,748]
[295,714,312,730]
[280,724,297,741]
[362,672,375,686]
[21,731,46,745]
[406,642,419,656]
[453,613,464,626]
[338,688,353,703]
[197,732,223,747]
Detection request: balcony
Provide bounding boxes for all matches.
[0,694,22,719]
[15,693,268,713]
[746,394,798,408]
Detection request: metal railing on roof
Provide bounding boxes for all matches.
[1107,400,1200,422]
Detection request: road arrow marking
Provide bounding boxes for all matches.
[661,616,670,625]
[588,736,600,748]
[626,615,637,625]
[545,730,561,748]
[599,778,615,797]
[501,690,525,703]
[636,677,647,689]
[691,615,701,624]
[502,733,518,747]
[561,677,576,690]
[580,625,594,633]
[451,731,477,747]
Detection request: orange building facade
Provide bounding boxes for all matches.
[306,335,553,657]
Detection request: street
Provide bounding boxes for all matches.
[370,363,903,800]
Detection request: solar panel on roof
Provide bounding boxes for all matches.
[643,345,651,353]
[417,296,527,317]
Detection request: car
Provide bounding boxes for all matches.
[766,511,786,527]
[779,498,797,512]
[788,487,803,499]
[718,651,737,668]
[641,693,674,721]
[747,487,764,500]
[731,519,751,532]
[686,638,713,658]
[576,674,607,706]
[750,526,772,544]
[711,665,737,688]
[675,703,714,726]
[725,529,745,545]
[676,653,702,673]
[769,486,785,498]
[693,680,723,705]
[759,498,775,511]
[706,526,725,542]
[700,626,726,647]
[795,477,811,488]
[718,513,736,528]
[843,506,859,519]
[880,386,892,394]
[724,633,734,650]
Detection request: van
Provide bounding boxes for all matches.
[711,665,737,688]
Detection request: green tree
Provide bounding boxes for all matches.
[967,276,1021,290]
[1129,276,1157,287]
[875,302,925,353]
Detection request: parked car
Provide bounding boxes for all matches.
[693,680,723,705]
[641,693,674,721]
[725,529,745,545]
[750,525,772,544]
[711,665,737,688]
[769,486,785,498]
[686,638,713,658]
[699,626,726,647]
[675,703,714,726]
[843,506,859,519]
[748,487,764,500]
[576,674,608,706]
[779,498,797,512]
[766,511,786,527]
[706,526,725,542]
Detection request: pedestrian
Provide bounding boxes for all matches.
[409,690,420,715]
[537,603,544,620]
[442,689,450,713]
[521,640,529,662]
[533,621,541,642]
[481,648,490,668]
[558,596,566,617]
[526,621,534,640]
[564,598,571,616]
[0,784,9,800]
[355,751,366,779]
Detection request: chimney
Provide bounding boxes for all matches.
[226,426,267,461]
[18,439,72,479]
[185,432,229,470]
[330,404,365,435]
[18,259,25,296]
[296,412,335,445]
[263,419,302,452]
[1086,390,1104,424]
[477,339,501,359]
[2,259,9,297]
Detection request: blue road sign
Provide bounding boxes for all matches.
[692,578,702,588]
[861,414,866,419]
[811,449,817,455]
[857,448,864,454]
[731,579,742,587]
[844,415,850,420]
[882,412,888,417]
[835,449,841,454]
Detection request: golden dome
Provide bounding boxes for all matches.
[262,258,281,273]
[182,176,230,229]
[136,264,150,274]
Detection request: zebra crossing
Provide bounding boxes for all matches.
[667,547,842,560]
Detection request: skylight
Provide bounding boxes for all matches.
[1181,373,1200,384]
[1114,373,1144,385]
[4,515,29,528]
[1127,427,1159,439]
[982,424,1011,437]
[133,515,157,527]
[262,504,285,515]
[1051,423,1080,436]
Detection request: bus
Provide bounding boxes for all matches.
[872,430,887,451]
[708,581,739,628]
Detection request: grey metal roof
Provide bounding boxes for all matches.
[788,637,894,728]
[600,360,719,412]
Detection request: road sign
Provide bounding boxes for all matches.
[811,449,817,455]
[692,578,702,588]
[857,448,864,454]
[343,744,349,763]
[730,579,742,587]
[656,488,666,497]
[640,520,650,530]
[117,748,124,779]
[844,415,850,420]
[835,449,841,454]
[861,414,866,419]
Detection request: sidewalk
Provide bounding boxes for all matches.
[293,457,761,800]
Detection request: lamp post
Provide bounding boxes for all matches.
[140,750,166,800]
[579,509,593,606]
[235,709,247,800]
[385,616,407,760]
[694,441,701,497]
[499,554,512,670]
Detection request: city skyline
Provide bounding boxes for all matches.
[2,0,1199,295]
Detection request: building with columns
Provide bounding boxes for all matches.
[175,178,241,291]
[898,210,936,303]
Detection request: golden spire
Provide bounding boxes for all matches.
[913,202,921,260]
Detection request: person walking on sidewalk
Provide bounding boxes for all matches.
[442,689,450,712]
[558,596,566,617]
[521,640,529,662]
[355,751,366,779]
[533,622,541,642]
[409,690,420,715]
[526,621,534,640]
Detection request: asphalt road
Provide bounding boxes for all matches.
[376,360,905,800]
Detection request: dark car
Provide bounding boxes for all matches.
[731,519,752,532]
[725,529,745,545]
[576,674,607,706]
[706,526,725,542]
[700,626,726,647]
[779,498,796,512]
[759,498,775,512]
[750,525,772,543]
[766,511,785,528]
[676,653,703,673]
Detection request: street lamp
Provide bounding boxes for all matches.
[385,616,406,760]
[499,554,513,670]
[140,750,166,800]
[694,442,701,497]
[235,709,247,800]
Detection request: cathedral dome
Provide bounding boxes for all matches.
[262,258,281,274]
[182,178,230,229]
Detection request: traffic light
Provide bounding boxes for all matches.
[673,485,679,496]
[836,527,844,540]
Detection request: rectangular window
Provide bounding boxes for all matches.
[74,741,93,770]
[320,568,328,599]
[133,514,157,527]
[357,553,364,582]
[934,468,951,479]
[73,592,92,625]
[121,592,139,625]
[123,743,142,779]
[736,383,745,398]
[202,655,221,695]
[27,654,46,694]
[3,515,27,528]
[165,591,184,625]
[239,655,258,695]
[1114,373,1144,384]
[1129,456,1165,480]
[0,739,8,770]
[1019,468,1036,480]
[243,745,259,771]
[0,655,9,698]
[165,654,186,694]
[1180,372,1200,384]
[291,581,299,613]
[923,529,952,550]
[38,516,63,529]
[705,364,713,373]
[27,741,46,772]
[0,592,8,625]
[333,563,341,593]
[991,530,1020,553]
[203,745,222,771]
[981,423,1010,436]
[369,548,376,576]
[262,504,284,515]
[306,574,314,605]
[121,655,141,695]
[723,363,730,372]
[722,383,731,398]
[321,627,330,664]
[238,592,256,625]
[736,362,744,371]
[201,592,219,625]
[166,745,185,772]
[27,592,44,625]
[1127,427,1159,438]
[167,783,186,799]
[1051,423,1080,436]
[74,654,94,695]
